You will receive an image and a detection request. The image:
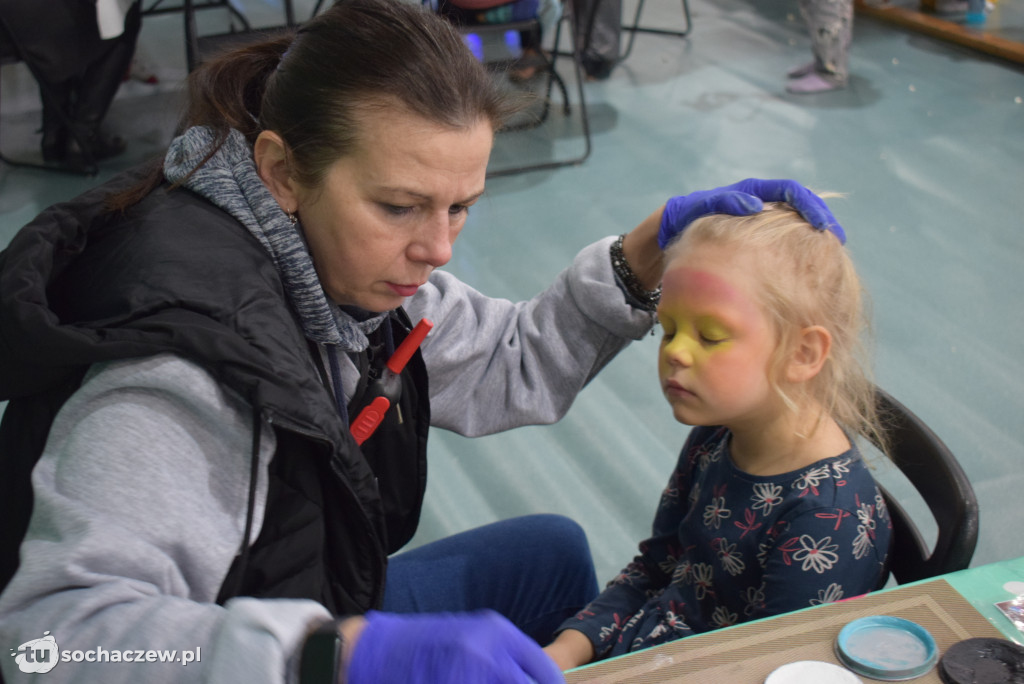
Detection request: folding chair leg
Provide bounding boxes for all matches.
[486,11,592,177]
[620,0,691,62]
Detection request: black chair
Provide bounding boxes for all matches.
[871,387,979,586]
[182,0,301,72]
[0,13,98,175]
[619,0,691,61]
[447,5,592,177]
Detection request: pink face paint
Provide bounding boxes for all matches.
[656,252,778,429]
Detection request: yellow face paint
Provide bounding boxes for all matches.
[655,246,778,429]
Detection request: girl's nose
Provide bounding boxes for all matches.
[664,336,696,367]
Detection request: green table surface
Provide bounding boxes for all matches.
[942,555,1024,644]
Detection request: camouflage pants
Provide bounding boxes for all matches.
[799,0,853,80]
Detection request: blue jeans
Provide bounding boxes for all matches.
[382,514,598,644]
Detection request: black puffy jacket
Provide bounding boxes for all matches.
[0,168,429,613]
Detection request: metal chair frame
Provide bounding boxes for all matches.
[453,6,592,177]
[620,0,691,62]
[176,0,313,72]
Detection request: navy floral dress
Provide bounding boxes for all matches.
[561,425,891,658]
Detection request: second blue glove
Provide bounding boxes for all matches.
[347,610,565,684]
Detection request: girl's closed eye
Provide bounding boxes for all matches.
[697,320,731,346]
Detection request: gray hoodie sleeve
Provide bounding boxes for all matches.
[407,236,656,436]
[0,355,330,684]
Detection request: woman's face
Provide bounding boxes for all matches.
[295,106,494,312]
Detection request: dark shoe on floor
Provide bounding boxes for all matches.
[69,127,127,163]
[40,125,69,162]
[582,55,615,81]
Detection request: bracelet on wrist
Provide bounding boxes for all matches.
[610,234,661,312]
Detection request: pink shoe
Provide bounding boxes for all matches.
[786,71,845,94]
[787,61,816,79]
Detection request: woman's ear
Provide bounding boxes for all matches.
[254,130,299,213]
[784,325,832,384]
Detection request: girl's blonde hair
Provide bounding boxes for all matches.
[665,201,887,454]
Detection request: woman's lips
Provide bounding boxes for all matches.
[388,283,420,297]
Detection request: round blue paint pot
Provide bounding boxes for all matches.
[835,615,939,681]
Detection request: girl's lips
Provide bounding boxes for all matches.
[664,379,696,399]
[388,283,420,297]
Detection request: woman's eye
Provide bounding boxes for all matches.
[382,204,414,216]
[449,204,469,217]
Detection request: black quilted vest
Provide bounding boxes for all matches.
[0,169,429,613]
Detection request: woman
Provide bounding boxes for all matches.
[0,0,839,681]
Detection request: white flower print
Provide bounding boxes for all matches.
[792,534,840,573]
[830,458,852,478]
[852,524,874,559]
[751,482,784,516]
[875,491,889,521]
[641,609,691,645]
[671,559,692,584]
[598,617,624,643]
[710,605,738,629]
[756,542,771,568]
[690,563,714,599]
[715,538,746,576]
[703,496,732,529]
[793,465,833,494]
[743,583,766,616]
[696,441,724,471]
[812,583,845,605]
[856,501,876,530]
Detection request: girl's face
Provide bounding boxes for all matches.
[295,107,494,312]
[657,243,781,430]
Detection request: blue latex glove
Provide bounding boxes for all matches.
[347,610,565,684]
[658,178,846,248]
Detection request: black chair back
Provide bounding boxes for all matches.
[871,387,979,586]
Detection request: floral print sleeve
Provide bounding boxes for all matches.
[553,428,712,657]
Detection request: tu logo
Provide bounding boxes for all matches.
[10,631,59,674]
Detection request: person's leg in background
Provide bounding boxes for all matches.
[67,0,142,161]
[382,514,599,644]
[787,0,852,94]
[572,0,621,80]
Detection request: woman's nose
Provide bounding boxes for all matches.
[409,213,454,267]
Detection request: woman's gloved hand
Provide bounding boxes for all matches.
[346,610,565,684]
[658,178,846,248]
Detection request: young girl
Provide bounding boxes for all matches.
[545,200,892,669]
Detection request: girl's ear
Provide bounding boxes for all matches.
[784,325,832,384]
[254,130,300,213]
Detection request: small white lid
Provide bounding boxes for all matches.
[765,660,863,684]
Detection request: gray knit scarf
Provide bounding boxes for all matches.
[163,127,385,352]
